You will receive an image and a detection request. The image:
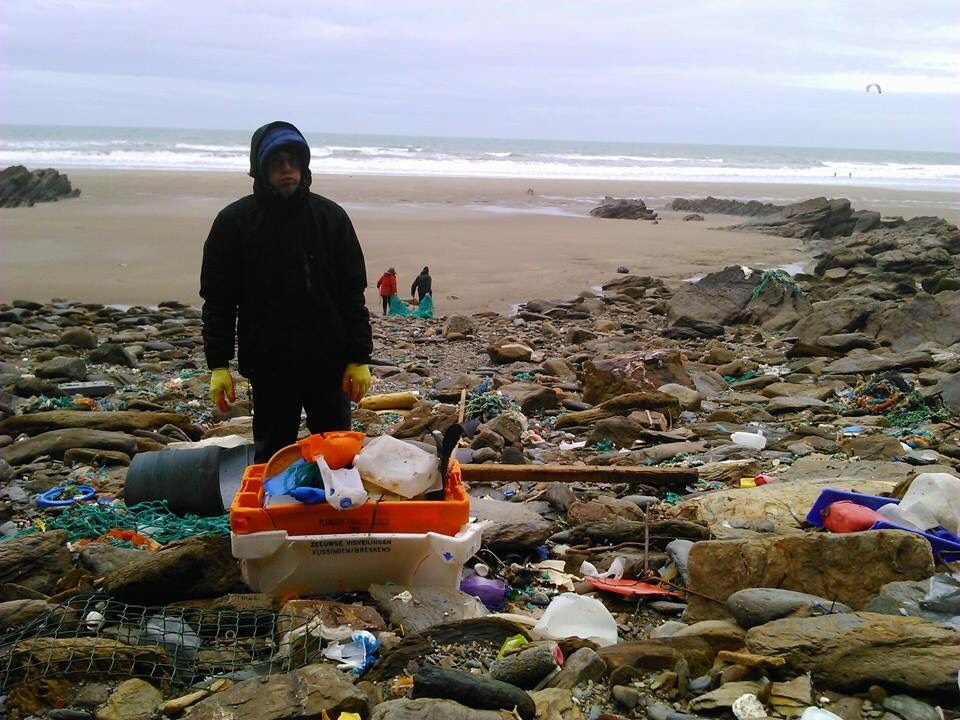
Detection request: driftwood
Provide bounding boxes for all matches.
[555,392,682,429]
[549,519,710,547]
[0,410,202,439]
[460,463,698,488]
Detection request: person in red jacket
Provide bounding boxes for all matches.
[376,267,398,315]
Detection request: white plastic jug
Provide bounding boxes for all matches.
[898,472,960,536]
[354,435,440,499]
[316,457,368,510]
[532,592,618,647]
[731,431,766,450]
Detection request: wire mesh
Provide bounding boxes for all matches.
[0,593,327,690]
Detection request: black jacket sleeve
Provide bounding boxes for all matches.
[199,210,241,370]
[335,212,373,365]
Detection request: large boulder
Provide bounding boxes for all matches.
[790,296,886,343]
[0,165,80,208]
[670,197,783,217]
[582,350,692,405]
[730,197,856,239]
[684,530,934,622]
[667,265,809,331]
[662,458,907,537]
[589,197,657,220]
[0,531,73,595]
[0,428,138,465]
[745,612,960,694]
[102,536,241,603]
[822,350,934,375]
[866,290,960,352]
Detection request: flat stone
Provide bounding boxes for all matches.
[727,588,852,628]
[684,531,934,623]
[94,679,161,720]
[78,544,149,576]
[37,356,87,381]
[369,585,488,633]
[0,410,201,439]
[765,396,833,413]
[0,428,138,465]
[822,351,934,375]
[183,664,369,720]
[371,698,514,720]
[881,694,940,720]
[745,612,960,694]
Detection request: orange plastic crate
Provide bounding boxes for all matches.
[230,433,469,537]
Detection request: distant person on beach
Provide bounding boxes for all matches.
[411,266,432,302]
[376,267,398,314]
[200,120,373,463]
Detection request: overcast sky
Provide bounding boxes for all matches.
[3,1,958,151]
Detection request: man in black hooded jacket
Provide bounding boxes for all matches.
[200,121,373,462]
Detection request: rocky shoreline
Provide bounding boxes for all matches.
[0,196,957,719]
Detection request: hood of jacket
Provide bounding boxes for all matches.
[249,120,313,202]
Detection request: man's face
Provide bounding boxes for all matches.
[267,150,302,197]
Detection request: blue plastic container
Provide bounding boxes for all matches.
[805,488,898,527]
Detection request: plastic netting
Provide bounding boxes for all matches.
[0,593,326,690]
[4,501,229,545]
[387,294,434,318]
[749,269,802,301]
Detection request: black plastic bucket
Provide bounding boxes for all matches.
[124,443,256,516]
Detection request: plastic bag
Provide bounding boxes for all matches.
[460,575,508,609]
[321,630,381,675]
[387,293,434,318]
[532,592,618,647]
[898,472,960,536]
[920,572,960,615]
[580,556,626,580]
[263,459,319,496]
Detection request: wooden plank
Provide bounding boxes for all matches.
[459,463,698,486]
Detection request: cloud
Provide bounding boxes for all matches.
[2,0,958,150]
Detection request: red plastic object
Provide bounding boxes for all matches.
[585,578,682,598]
[754,474,775,486]
[821,500,886,533]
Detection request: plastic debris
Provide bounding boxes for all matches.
[532,593,618,647]
[321,630,380,675]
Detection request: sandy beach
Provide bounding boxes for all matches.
[3,170,958,314]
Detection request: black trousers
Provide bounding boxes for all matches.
[381,296,389,314]
[251,369,351,463]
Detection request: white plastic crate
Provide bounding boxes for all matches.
[231,522,484,596]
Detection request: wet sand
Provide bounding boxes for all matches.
[3,170,957,314]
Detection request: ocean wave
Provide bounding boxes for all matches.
[2,137,958,190]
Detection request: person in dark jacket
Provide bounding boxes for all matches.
[411,266,432,302]
[200,120,373,463]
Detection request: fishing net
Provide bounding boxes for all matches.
[0,593,327,690]
[842,372,950,426]
[749,269,802,301]
[387,294,434,318]
[4,501,229,545]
